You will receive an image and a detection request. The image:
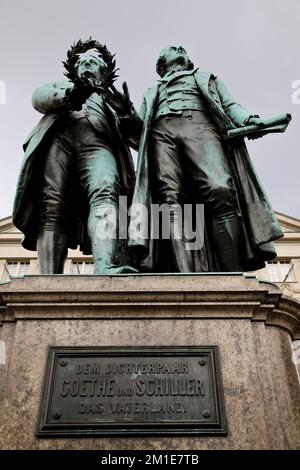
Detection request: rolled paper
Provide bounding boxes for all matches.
[225,113,292,140]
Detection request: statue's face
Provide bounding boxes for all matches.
[162,45,190,70]
[76,54,104,83]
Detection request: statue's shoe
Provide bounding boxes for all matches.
[93,264,138,275]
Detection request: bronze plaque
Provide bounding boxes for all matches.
[37,346,227,436]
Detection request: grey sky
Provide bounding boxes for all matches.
[0,0,299,219]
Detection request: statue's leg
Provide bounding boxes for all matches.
[182,112,243,272]
[37,132,73,274]
[149,119,195,272]
[209,210,243,271]
[167,202,195,272]
[88,199,119,274]
[78,144,136,274]
[37,230,67,274]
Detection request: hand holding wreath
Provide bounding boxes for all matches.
[64,78,96,111]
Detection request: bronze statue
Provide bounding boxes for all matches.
[13,39,136,274]
[110,45,286,272]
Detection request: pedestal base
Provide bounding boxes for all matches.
[0,274,299,449]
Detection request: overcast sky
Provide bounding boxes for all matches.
[0,0,299,220]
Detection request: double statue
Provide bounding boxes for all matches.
[13,39,287,274]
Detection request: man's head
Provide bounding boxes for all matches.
[63,39,118,88]
[156,45,194,77]
[75,51,106,84]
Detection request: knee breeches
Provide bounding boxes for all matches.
[149,111,237,216]
[38,118,121,232]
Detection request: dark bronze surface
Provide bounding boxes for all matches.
[121,45,286,273]
[12,39,136,275]
[37,346,227,436]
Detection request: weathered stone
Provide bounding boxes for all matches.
[0,274,299,449]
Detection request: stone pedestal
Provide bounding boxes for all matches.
[0,274,299,449]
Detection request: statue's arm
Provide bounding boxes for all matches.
[117,98,146,150]
[215,77,257,127]
[32,80,73,114]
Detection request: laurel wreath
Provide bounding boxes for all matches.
[62,38,118,90]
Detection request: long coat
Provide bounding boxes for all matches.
[13,80,135,253]
[128,70,283,271]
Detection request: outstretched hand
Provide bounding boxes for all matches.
[106,81,133,116]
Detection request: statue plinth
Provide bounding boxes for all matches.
[0,274,299,449]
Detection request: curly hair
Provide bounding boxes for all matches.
[156,46,194,78]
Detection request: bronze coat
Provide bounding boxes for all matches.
[129,71,283,271]
[13,81,135,253]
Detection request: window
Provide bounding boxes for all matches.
[2,261,30,282]
[19,262,30,276]
[266,261,295,283]
[71,261,94,275]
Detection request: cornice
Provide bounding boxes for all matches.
[0,274,299,339]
